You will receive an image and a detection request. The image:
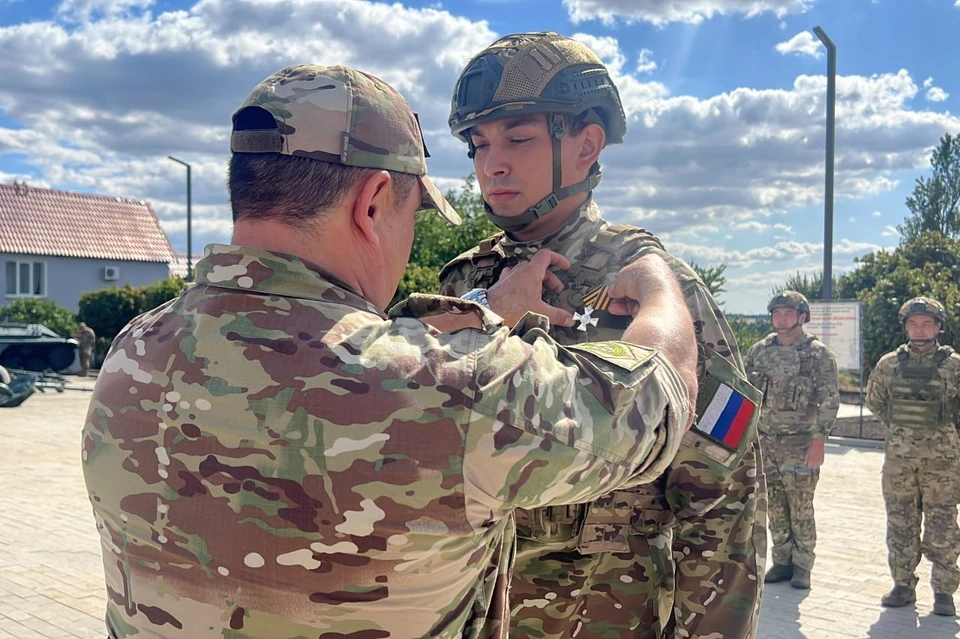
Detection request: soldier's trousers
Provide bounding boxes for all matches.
[79,347,93,375]
[760,433,819,571]
[510,531,675,639]
[882,454,960,594]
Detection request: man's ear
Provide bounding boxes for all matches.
[575,122,605,171]
[350,170,392,245]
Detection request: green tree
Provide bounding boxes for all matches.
[728,316,772,354]
[835,231,959,370]
[392,173,498,305]
[143,277,186,312]
[0,298,78,337]
[897,133,960,242]
[78,284,146,343]
[771,271,843,301]
[688,261,727,301]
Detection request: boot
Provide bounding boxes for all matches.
[933,593,956,617]
[880,585,916,607]
[764,564,794,583]
[791,566,811,590]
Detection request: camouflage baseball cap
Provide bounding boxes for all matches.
[767,290,810,317]
[231,64,461,225]
[898,296,947,326]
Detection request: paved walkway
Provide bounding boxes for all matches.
[1,381,958,638]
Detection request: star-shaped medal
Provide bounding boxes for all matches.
[574,306,599,332]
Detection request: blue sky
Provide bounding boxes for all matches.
[1,0,958,313]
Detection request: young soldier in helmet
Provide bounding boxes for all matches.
[745,291,839,590]
[439,32,766,638]
[866,297,960,617]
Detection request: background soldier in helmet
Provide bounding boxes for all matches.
[73,321,96,376]
[865,297,960,617]
[745,291,839,590]
[439,31,766,638]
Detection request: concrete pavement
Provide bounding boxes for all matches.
[1,380,958,638]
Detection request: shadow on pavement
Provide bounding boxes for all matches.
[866,606,960,638]
[758,584,811,639]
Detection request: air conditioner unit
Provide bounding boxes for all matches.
[103,266,120,281]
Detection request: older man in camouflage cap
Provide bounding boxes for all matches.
[81,64,700,638]
[440,31,767,639]
[866,296,960,617]
[746,290,839,590]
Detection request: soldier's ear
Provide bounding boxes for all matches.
[350,170,392,246]
[574,123,605,171]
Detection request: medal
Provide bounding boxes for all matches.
[574,306,599,332]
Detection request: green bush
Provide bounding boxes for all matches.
[0,298,79,337]
[78,277,187,343]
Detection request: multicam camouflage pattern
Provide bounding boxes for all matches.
[74,323,96,375]
[439,199,767,639]
[81,244,690,639]
[767,290,810,316]
[866,341,960,594]
[745,333,840,438]
[231,64,460,224]
[448,32,625,145]
[898,296,948,326]
[759,434,820,571]
[745,332,838,573]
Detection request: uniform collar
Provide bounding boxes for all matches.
[195,244,384,317]
[498,197,606,262]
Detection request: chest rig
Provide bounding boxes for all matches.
[750,335,820,419]
[460,225,665,345]
[460,225,677,552]
[890,345,954,429]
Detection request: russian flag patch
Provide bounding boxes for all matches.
[694,378,756,451]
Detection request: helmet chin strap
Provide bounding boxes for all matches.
[472,113,602,234]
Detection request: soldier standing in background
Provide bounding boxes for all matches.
[441,31,766,638]
[866,296,960,617]
[746,290,839,590]
[73,321,96,376]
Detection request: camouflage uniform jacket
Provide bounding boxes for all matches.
[81,244,690,639]
[439,199,767,638]
[76,326,96,350]
[865,342,960,459]
[745,332,840,438]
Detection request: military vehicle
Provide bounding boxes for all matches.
[0,323,79,372]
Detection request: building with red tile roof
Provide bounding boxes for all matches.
[1,181,175,312]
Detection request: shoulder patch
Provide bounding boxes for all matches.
[692,373,757,451]
[566,341,655,372]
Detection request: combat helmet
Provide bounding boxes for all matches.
[768,290,810,323]
[898,296,947,328]
[449,32,627,232]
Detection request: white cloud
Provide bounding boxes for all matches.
[923,77,948,101]
[0,2,957,265]
[775,31,823,59]
[56,0,154,22]
[637,48,657,74]
[667,237,879,270]
[872,210,882,217]
[0,0,496,250]
[564,0,813,26]
[881,225,900,237]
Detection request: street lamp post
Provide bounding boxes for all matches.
[167,156,193,281]
[813,26,836,300]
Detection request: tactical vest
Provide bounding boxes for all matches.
[453,224,759,553]
[456,225,665,345]
[749,335,820,424]
[889,345,953,429]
